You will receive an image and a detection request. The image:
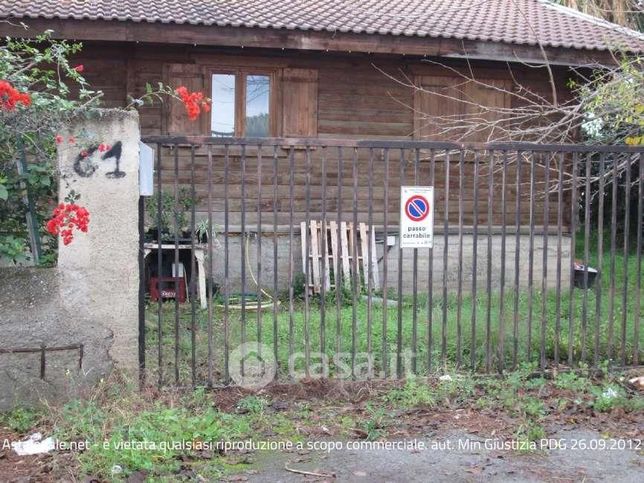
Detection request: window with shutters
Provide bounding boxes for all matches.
[209,70,273,137]
[164,64,319,138]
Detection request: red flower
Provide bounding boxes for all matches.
[45,202,90,246]
[0,80,31,111]
[73,65,84,73]
[55,134,64,144]
[98,143,111,152]
[80,150,88,158]
[175,85,211,121]
[68,136,76,145]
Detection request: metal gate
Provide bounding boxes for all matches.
[138,136,642,388]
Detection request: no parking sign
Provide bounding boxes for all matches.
[400,186,434,248]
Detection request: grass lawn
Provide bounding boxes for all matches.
[145,233,641,386]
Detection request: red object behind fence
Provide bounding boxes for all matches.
[149,276,186,303]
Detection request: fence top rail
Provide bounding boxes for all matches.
[140,136,644,153]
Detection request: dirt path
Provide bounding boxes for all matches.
[227,429,642,482]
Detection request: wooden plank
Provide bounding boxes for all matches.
[322,220,331,290]
[300,221,308,287]
[339,221,351,288]
[370,225,380,288]
[309,220,321,293]
[329,221,339,290]
[359,222,370,286]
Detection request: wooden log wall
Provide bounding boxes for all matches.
[73,43,573,230]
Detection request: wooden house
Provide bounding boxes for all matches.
[1,0,643,292]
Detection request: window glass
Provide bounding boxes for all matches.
[211,74,235,136]
[245,75,270,137]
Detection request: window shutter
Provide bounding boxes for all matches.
[463,79,511,142]
[163,64,207,135]
[414,76,464,141]
[414,76,511,141]
[281,68,318,137]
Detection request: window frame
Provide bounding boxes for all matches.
[206,67,278,137]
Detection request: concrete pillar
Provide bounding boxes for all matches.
[57,110,141,374]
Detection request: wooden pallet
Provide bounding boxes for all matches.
[300,220,379,294]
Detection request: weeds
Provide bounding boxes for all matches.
[0,407,42,434]
[383,376,436,408]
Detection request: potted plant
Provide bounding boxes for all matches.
[194,219,222,295]
[144,188,196,242]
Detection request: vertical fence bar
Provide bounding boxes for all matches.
[608,155,618,361]
[554,152,564,368]
[138,195,146,385]
[351,147,359,378]
[336,146,344,370]
[288,147,295,377]
[594,153,605,367]
[568,152,578,367]
[581,152,591,364]
[442,150,450,368]
[240,145,247,377]
[206,145,214,386]
[540,153,550,370]
[427,149,435,373]
[471,151,480,370]
[498,150,508,373]
[367,148,374,376]
[485,151,494,372]
[173,146,180,383]
[527,152,536,362]
[271,145,279,373]
[411,149,419,374]
[632,153,644,366]
[382,148,390,378]
[320,147,328,357]
[635,153,642,366]
[512,151,522,369]
[620,156,631,366]
[156,143,163,387]
[189,146,197,386]
[304,146,312,377]
[397,149,405,378]
[456,149,464,369]
[223,145,230,382]
[257,145,264,358]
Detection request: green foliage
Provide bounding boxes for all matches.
[0,407,42,434]
[383,376,436,408]
[0,31,102,263]
[361,404,388,441]
[576,57,643,145]
[53,398,251,479]
[554,371,591,392]
[144,188,196,237]
[236,395,269,414]
[590,384,643,412]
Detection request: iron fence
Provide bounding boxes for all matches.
[139,136,642,387]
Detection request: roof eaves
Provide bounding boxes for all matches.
[538,0,644,43]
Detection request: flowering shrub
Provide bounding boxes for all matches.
[1,31,211,260]
[0,32,101,263]
[0,80,31,111]
[46,203,90,246]
[176,86,211,121]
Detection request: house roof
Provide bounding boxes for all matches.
[1,0,643,53]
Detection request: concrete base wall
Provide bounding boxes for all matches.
[206,232,572,295]
[0,110,140,410]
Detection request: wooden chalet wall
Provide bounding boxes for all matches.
[74,42,572,230]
